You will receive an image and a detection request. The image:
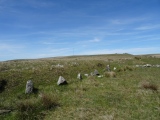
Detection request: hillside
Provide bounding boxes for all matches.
[0,54,160,120]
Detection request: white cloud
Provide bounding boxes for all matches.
[36,48,72,58]
[50,48,71,53]
[41,41,68,45]
[25,0,55,8]
[135,24,160,30]
[0,43,26,61]
[0,43,24,53]
[89,38,101,42]
[110,19,122,25]
[76,38,101,44]
[109,17,149,25]
[0,44,10,50]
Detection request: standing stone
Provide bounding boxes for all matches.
[57,76,67,85]
[25,80,33,94]
[93,69,99,76]
[106,65,110,72]
[77,73,82,80]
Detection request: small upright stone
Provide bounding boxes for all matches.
[25,80,33,94]
[77,73,82,80]
[106,65,110,72]
[57,76,67,85]
[93,69,99,76]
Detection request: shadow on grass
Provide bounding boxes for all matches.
[33,87,39,94]
[59,81,68,85]
[16,87,39,100]
[0,79,7,93]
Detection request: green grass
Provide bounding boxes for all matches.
[0,54,160,120]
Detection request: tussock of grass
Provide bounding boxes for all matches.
[14,93,59,120]
[125,65,134,71]
[85,76,100,87]
[39,93,59,109]
[134,56,141,60]
[117,68,126,72]
[116,65,134,72]
[141,81,158,91]
[15,99,40,120]
[16,99,38,112]
[104,71,116,78]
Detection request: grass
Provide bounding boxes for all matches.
[0,54,160,120]
[140,81,158,91]
[104,71,116,78]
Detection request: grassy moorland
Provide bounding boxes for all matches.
[0,54,160,120]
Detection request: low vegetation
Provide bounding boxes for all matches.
[140,81,158,91]
[0,54,159,120]
[104,71,116,78]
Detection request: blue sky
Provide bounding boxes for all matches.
[0,0,160,61]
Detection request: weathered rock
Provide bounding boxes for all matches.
[156,64,160,67]
[57,76,67,85]
[93,69,99,76]
[50,64,64,70]
[25,80,33,94]
[136,64,160,68]
[106,65,110,72]
[77,73,82,80]
[113,67,116,71]
[97,75,104,78]
[146,64,152,67]
[84,74,89,77]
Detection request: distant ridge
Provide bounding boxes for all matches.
[1,53,160,62]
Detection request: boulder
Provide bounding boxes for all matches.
[57,76,67,85]
[25,80,33,94]
[146,64,152,67]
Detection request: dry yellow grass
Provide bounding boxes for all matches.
[104,71,116,78]
[140,81,158,91]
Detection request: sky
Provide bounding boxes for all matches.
[0,0,160,61]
